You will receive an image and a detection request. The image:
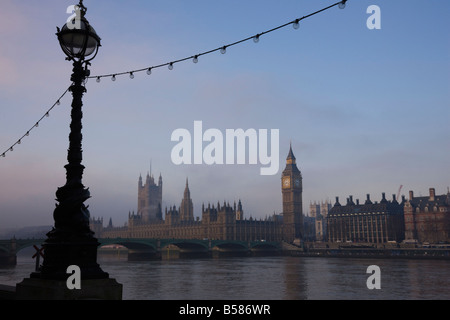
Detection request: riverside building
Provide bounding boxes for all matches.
[327,193,405,244]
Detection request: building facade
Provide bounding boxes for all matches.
[327,193,405,243]
[91,146,303,243]
[404,188,450,243]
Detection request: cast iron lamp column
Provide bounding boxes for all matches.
[32,1,108,280]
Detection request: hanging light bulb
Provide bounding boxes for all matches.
[129,72,134,79]
[17,139,21,145]
[338,1,346,9]
[193,55,199,63]
[293,19,300,29]
[56,100,61,106]
[168,63,174,70]
[146,68,152,75]
[253,35,260,43]
[45,112,49,117]
[1,153,5,157]
[96,76,101,83]
[9,147,13,152]
[26,131,30,137]
[111,75,116,81]
[35,122,39,128]
[220,46,227,54]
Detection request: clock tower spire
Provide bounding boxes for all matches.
[281,144,303,243]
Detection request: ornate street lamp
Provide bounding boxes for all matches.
[32,0,107,280]
[56,3,101,63]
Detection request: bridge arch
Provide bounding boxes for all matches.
[211,240,249,251]
[99,238,158,252]
[249,241,280,250]
[248,241,281,256]
[13,239,46,254]
[98,238,160,260]
[160,239,209,252]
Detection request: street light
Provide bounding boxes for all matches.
[56,1,101,62]
[32,0,107,280]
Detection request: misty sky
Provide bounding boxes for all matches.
[1,0,449,230]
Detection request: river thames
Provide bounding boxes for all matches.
[1,248,449,300]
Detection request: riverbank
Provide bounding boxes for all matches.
[284,243,450,260]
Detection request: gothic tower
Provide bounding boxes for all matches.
[281,144,303,242]
[180,178,194,222]
[138,172,163,223]
[235,199,244,220]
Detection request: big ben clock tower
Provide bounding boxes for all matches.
[281,144,303,243]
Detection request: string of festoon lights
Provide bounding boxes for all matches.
[90,0,347,82]
[1,0,347,159]
[1,87,71,158]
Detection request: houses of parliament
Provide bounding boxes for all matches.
[91,146,303,243]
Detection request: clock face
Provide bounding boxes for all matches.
[283,177,290,188]
[294,178,300,187]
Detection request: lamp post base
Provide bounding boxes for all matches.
[31,236,109,280]
[16,235,123,300]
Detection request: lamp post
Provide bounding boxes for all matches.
[16,1,122,299]
[32,0,107,280]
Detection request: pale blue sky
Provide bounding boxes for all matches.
[1,0,449,229]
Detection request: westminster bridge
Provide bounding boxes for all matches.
[3,238,450,266]
[0,238,282,266]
